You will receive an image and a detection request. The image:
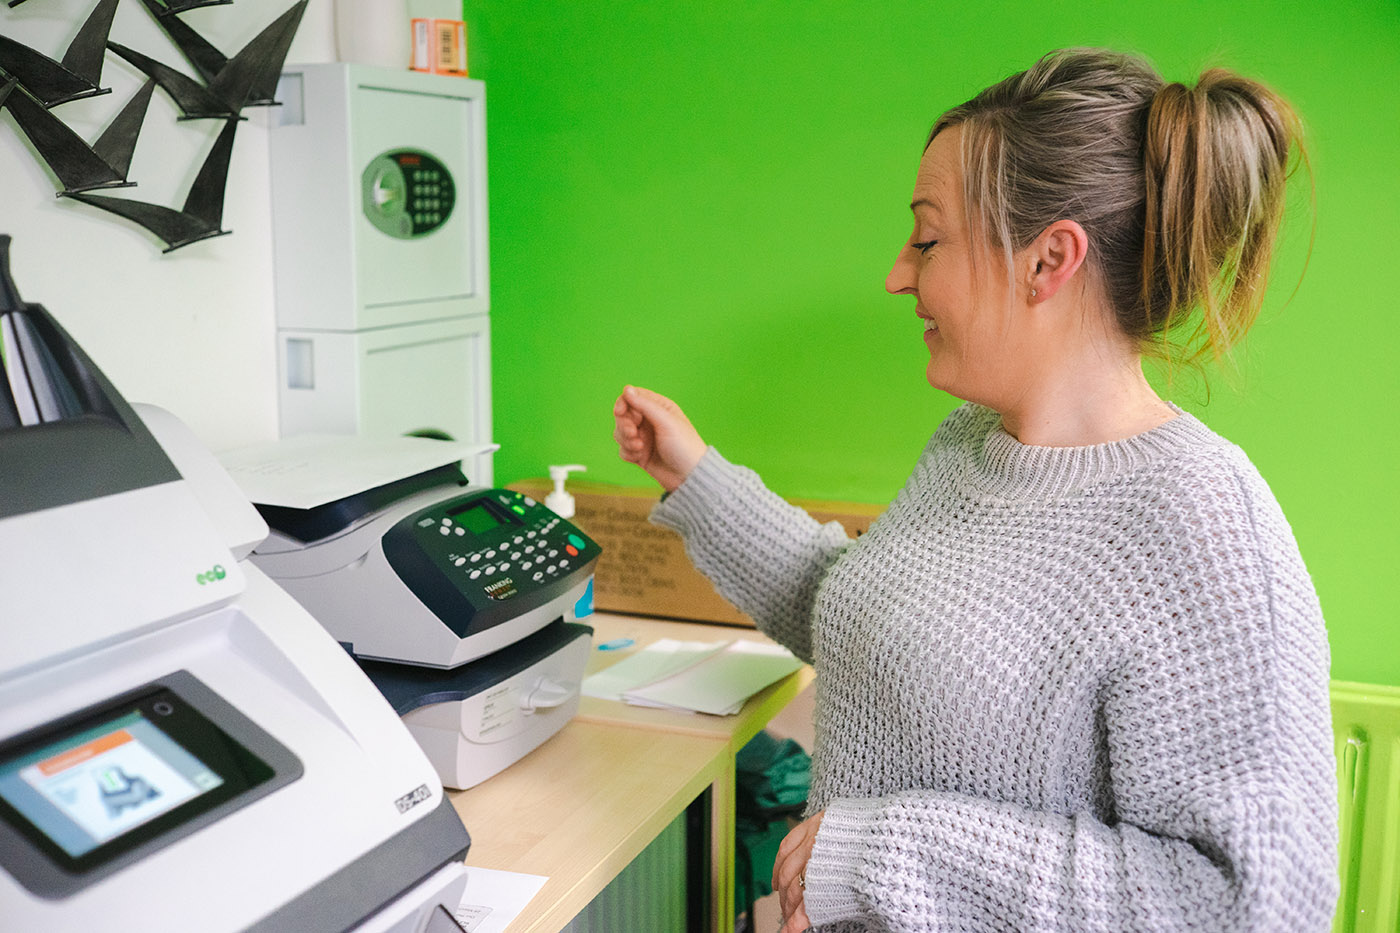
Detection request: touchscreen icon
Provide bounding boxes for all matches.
[97,767,161,818]
[16,720,209,849]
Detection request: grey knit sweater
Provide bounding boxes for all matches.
[650,403,1337,932]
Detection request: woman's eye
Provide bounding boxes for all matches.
[912,240,938,253]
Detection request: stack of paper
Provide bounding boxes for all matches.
[583,639,803,715]
[218,434,499,509]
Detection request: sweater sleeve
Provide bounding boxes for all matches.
[802,490,1337,932]
[649,446,853,663]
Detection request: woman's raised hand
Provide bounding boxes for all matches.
[612,385,707,493]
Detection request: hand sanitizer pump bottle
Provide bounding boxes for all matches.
[545,464,585,519]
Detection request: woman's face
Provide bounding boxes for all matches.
[885,127,1038,408]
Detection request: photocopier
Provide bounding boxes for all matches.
[0,235,470,933]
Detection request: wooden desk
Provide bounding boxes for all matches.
[448,612,814,933]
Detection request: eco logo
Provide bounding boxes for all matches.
[195,565,227,586]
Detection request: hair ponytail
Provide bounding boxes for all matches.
[932,49,1308,366]
[1141,70,1304,361]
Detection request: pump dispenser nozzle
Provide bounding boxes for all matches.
[545,464,586,519]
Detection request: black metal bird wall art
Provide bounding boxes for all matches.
[105,40,246,119]
[140,0,306,110]
[63,116,239,252]
[0,70,149,191]
[0,0,118,105]
[0,0,306,253]
[140,0,233,14]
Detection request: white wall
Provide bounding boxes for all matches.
[1,0,337,452]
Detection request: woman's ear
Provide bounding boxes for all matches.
[1026,219,1089,304]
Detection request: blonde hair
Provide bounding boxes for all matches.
[931,48,1307,363]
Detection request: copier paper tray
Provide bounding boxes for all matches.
[357,621,594,790]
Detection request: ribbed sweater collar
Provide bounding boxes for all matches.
[973,403,1222,500]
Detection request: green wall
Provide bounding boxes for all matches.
[463,2,1400,685]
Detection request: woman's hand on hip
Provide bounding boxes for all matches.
[774,810,824,933]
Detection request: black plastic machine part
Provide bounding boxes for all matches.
[0,234,181,520]
[381,487,603,643]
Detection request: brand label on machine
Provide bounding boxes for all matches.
[483,577,518,601]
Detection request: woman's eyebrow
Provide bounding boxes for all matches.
[909,198,942,215]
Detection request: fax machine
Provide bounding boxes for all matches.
[226,439,603,790]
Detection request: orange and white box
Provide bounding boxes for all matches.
[411,17,467,76]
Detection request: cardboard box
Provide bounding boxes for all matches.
[506,478,882,627]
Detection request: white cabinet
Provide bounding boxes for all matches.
[269,63,492,484]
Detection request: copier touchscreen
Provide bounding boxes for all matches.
[0,682,279,874]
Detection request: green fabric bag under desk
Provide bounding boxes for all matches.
[735,730,812,925]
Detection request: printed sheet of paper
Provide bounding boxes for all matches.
[454,866,548,933]
[623,641,803,715]
[582,638,802,715]
[218,434,498,509]
[581,639,734,703]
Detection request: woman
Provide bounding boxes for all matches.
[613,49,1336,932]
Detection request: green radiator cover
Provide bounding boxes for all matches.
[1334,681,1400,932]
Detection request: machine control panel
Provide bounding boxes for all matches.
[383,488,601,639]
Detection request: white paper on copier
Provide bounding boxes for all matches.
[217,435,500,509]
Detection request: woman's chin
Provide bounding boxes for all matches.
[925,359,951,392]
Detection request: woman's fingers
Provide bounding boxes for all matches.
[778,901,811,933]
[612,391,650,463]
[610,385,705,492]
[772,811,824,928]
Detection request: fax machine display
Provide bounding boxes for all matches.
[449,499,514,536]
[0,712,222,858]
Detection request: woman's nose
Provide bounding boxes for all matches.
[886,238,917,296]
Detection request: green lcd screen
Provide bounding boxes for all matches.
[449,499,516,536]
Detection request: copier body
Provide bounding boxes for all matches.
[0,267,469,932]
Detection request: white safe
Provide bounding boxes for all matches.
[268,64,493,485]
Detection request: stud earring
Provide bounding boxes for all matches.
[1030,289,1037,298]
